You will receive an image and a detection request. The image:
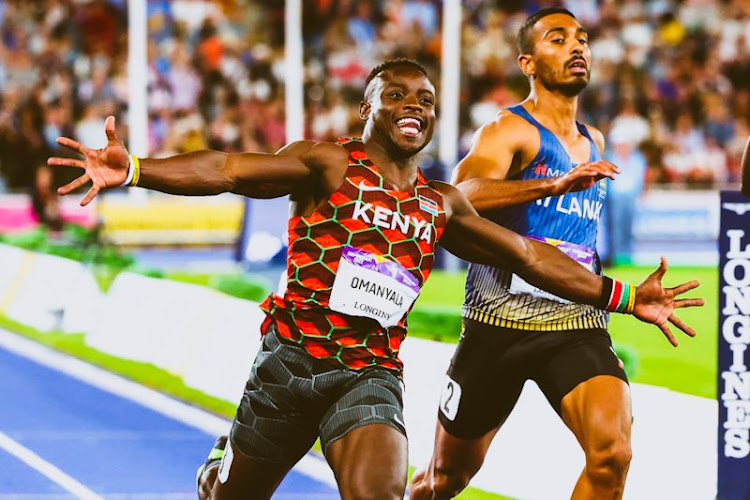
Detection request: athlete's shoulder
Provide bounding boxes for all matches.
[579,124,605,156]
[290,140,350,169]
[426,180,470,216]
[468,109,535,154]
[483,108,535,137]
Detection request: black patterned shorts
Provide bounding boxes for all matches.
[439,318,628,439]
[229,324,406,465]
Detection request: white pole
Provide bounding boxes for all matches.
[439,0,461,174]
[127,0,148,157]
[440,0,462,271]
[285,0,304,142]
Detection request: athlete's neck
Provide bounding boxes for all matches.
[361,134,420,190]
[523,85,580,142]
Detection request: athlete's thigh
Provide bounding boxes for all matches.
[533,329,628,415]
[533,329,631,445]
[327,423,408,499]
[558,374,632,453]
[321,368,408,498]
[438,319,526,441]
[223,328,321,495]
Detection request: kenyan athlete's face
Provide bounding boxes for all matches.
[361,67,436,158]
[520,14,591,97]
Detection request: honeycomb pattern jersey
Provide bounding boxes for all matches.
[260,138,447,373]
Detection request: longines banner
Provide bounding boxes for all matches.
[718,191,750,500]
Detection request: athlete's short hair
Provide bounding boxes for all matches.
[517,7,577,55]
[364,59,428,90]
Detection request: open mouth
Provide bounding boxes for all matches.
[569,59,587,74]
[396,117,423,138]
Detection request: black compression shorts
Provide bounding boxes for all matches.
[438,318,628,440]
[229,324,406,465]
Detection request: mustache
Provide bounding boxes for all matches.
[566,56,588,68]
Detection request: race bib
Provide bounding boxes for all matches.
[509,236,596,304]
[329,246,420,328]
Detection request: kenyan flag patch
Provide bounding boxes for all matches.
[419,195,439,216]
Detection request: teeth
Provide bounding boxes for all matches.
[397,118,421,130]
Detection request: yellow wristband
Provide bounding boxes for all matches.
[626,285,637,314]
[130,155,141,187]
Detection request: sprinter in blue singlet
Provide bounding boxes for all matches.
[414,8,640,500]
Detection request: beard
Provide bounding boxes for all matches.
[536,65,589,97]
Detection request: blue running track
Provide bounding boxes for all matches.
[0,333,339,499]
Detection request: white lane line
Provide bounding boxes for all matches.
[0,328,338,490]
[0,430,102,500]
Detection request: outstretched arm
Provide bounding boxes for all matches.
[453,113,619,213]
[49,116,319,205]
[742,135,750,198]
[437,183,704,346]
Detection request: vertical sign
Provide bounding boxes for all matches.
[718,191,750,499]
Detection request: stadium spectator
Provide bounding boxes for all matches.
[606,136,648,266]
[0,0,748,197]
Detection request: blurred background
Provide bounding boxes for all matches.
[0,1,745,498]
[1,0,747,266]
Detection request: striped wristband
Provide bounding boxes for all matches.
[120,155,141,187]
[599,277,636,314]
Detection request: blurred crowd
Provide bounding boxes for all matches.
[461,0,749,188]
[0,0,748,211]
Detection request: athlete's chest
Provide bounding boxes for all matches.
[291,164,446,254]
[331,172,445,246]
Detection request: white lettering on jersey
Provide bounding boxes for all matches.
[536,194,602,222]
[352,200,435,241]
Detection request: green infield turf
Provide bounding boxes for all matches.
[411,266,718,399]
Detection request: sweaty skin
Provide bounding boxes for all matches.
[50,65,703,500]
[452,15,618,214]
[411,11,702,500]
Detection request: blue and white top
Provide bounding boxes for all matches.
[463,104,609,331]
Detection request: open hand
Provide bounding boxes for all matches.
[632,257,704,347]
[47,115,129,206]
[552,160,619,195]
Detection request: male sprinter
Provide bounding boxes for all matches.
[412,9,674,499]
[50,60,702,500]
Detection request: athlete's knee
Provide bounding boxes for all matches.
[340,477,405,500]
[585,438,632,486]
[430,465,474,498]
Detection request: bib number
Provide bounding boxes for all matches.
[329,246,420,328]
[509,236,596,304]
[439,375,462,421]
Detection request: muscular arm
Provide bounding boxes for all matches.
[138,141,316,198]
[453,114,616,213]
[50,117,343,205]
[451,113,557,213]
[437,183,604,305]
[742,135,750,198]
[436,182,703,344]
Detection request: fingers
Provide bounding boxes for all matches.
[47,157,85,169]
[57,173,90,195]
[674,298,705,308]
[596,159,621,173]
[669,314,696,338]
[651,256,668,281]
[671,280,700,296]
[659,323,679,347]
[576,159,620,175]
[105,115,118,142]
[80,184,100,206]
[56,137,89,155]
[571,166,614,180]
